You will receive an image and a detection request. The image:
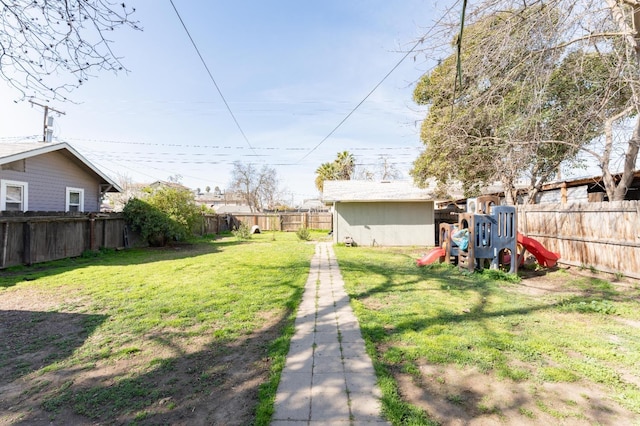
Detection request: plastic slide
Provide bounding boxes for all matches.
[517,233,560,268]
[416,247,446,266]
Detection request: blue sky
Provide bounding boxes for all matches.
[1,0,446,204]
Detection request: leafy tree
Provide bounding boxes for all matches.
[123,184,204,246]
[144,186,204,239]
[314,151,356,192]
[122,199,180,247]
[411,1,631,203]
[414,1,639,202]
[1,0,140,101]
[229,161,280,212]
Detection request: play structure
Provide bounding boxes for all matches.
[417,196,560,273]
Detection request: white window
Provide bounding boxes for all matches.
[1,180,28,212]
[66,187,85,212]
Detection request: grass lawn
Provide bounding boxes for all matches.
[4,234,639,425]
[0,231,326,425]
[334,245,640,425]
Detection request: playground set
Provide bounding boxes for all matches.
[417,196,560,273]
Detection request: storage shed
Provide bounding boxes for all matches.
[322,180,437,247]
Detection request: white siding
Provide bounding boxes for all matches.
[333,201,435,247]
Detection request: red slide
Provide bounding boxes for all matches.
[416,247,446,266]
[517,233,560,268]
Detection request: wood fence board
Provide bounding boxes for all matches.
[518,200,640,279]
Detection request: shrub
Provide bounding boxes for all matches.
[296,227,311,241]
[123,198,180,246]
[144,187,204,239]
[232,222,252,240]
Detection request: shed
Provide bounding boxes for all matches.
[0,142,121,212]
[322,180,437,247]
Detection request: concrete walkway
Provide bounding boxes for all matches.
[272,242,389,425]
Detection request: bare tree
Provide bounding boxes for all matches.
[229,161,279,212]
[355,155,403,181]
[377,155,402,180]
[1,0,140,101]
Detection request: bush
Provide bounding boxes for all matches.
[144,187,204,239]
[123,198,180,246]
[232,222,252,240]
[296,227,311,241]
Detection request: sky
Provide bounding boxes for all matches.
[0,0,450,205]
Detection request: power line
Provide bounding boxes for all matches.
[168,0,257,156]
[297,36,426,163]
[65,137,421,152]
[295,2,459,164]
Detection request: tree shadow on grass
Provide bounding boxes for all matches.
[0,310,109,425]
[336,254,640,424]
[3,307,295,426]
[0,310,108,382]
[0,255,309,425]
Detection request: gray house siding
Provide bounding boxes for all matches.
[333,201,434,247]
[0,151,100,211]
[535,186,588,204]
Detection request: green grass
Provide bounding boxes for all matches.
[334,245,640,424]
[5,235,639,424]
[0,232,320,424]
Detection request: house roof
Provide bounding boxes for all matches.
[0,142,121,192]
[214,205,254,214]
[298,198,328,211]
[322,180,437,203]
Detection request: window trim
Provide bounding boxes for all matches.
[66,187,85,212]
[1,179,29,212]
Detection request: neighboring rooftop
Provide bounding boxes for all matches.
[322,180,437,203]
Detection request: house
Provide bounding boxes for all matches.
[533,170,640,203]
[0,142,121,213]
[297,198,329,212]
[322,180,437,247]
[195,189,250,213]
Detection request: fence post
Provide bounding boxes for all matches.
[89,213,96,251]
[1,222,8,268]
[23,221,32,266]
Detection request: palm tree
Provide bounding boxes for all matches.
[315,162,337,192]
[315,151,357,192]
[335,151,355,180]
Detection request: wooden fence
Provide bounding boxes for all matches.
[0,212,332,269]
[5,206,637,278]
[0,213,132,269]
[517,201,640,279]
[228,212,332,232]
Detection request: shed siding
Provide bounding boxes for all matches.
[0,151,100,211]
[536,186,588,204]
[333,201,434,246]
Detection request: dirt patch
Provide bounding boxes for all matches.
[396,363,635,426]
[0,287,283,425]
[390,267,640,426]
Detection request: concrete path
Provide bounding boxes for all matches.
[272,242,390,425]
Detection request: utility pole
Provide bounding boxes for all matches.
[29,100,65,142]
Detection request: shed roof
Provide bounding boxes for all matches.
[322,180,437,203]
[0,142,121,192]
